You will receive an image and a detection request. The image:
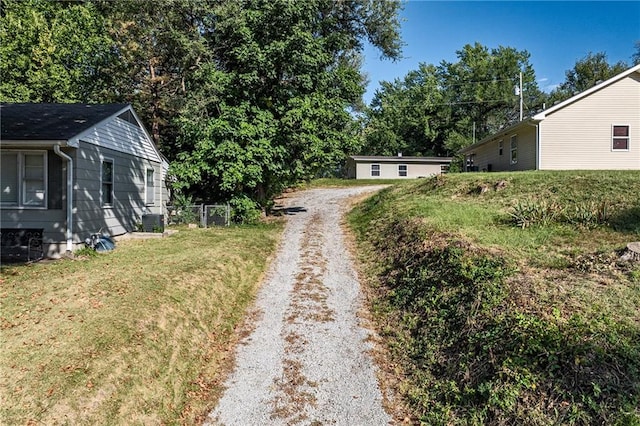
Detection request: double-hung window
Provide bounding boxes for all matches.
[398,164,407,177]
[145,168,155,205]
[0,151,47,207]
[499,140,503,156]
[510,135,518,164]
[101,159,114,206]
[612,125,629,151]
[371,164,380,177]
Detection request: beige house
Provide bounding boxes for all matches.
[460,63,640,172]
[346,155,452,179]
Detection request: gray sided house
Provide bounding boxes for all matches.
[460,64,640,172]
[1,103,167,259]
[347,155,452,179]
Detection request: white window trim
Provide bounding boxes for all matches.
[612,124,630,151]
[0,150,48,209]
[510,135,518,165]
[398,164,408,177]
[101,157,115,208]
[498,140,503,156]
[145,167,155,206]
[371,164,380,177]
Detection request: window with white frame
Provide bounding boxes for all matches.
[499,140,503,156]
[101,159,114,206]
[145,168,155,205]
[371,164,380,177]
[510,135,518,164]
[0,151,46,207]
[398,164,407,177]
[612,125,629,150]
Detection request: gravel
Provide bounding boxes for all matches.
[206,186,392,426]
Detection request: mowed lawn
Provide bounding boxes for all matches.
[0,224,282,425]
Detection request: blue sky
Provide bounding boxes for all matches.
[362,1,640,103]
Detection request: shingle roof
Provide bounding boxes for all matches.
[350,155,452,163]
[1,103,129,141]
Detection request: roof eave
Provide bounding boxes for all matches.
[0,139,76,148]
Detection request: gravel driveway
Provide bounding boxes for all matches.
[206,186,391,426]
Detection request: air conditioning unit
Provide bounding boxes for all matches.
[142,214,164,233]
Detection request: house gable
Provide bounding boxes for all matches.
[538,70,640,170]
[70,106,162,163]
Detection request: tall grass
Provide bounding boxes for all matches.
[0,224,282,425]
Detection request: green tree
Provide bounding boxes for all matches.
[360,43,542,157]
[633,41,640,65]
[548,52,628,105]
[171,0,403,218]
[438,43,542,150]
[96,0,212,153]
[363,63,447,156]
[0,0,115,102]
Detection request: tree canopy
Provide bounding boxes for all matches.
[1,0,636,221]
[361,43,544,157]
[169,0,403,218]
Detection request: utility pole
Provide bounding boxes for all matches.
[519,71,523,121]
[472,121,476,144]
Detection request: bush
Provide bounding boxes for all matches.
[229,194,261,224]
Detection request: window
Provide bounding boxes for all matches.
[0,151,46,207]
[398,164,407,177]
[612,125,629,150]
[101,159,114,206]
[371,164,380,177]
[510,135,518,164]
[466,154,476,171]
[499,140,503,156]
[145,168,154,205]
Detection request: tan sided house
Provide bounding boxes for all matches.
[460,63,640,172]
[1,103,168,260]
[346,155,452,179]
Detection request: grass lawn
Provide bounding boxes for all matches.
[349,170,640,425]
[0,224,282,425]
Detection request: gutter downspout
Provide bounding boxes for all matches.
[53,144,73,253]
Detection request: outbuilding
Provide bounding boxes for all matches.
[346,155,452,179]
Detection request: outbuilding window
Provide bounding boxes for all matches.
[101,159,114,206]
[0,150,47,207]
[371,164,380,177]
[499,140,503,155]
[612,125,629,150]
[398,164,407,177]
[510,135,518,164]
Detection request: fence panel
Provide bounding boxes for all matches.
[204,204,231,227]
[166,204,204,227]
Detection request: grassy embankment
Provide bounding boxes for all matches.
[0,224,282,425]
[349,171,640,425]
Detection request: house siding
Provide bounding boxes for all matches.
[78,116,160,163]
[74,141,164,243]
[466,125,537,172]
[353,160,446,179]
[0,148,67,257]
[539,73,640,170]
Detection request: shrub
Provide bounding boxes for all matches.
[229,194,261,224]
